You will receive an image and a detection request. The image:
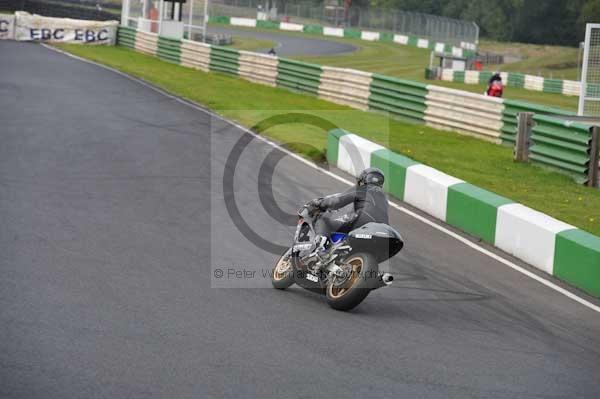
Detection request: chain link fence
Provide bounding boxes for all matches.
[210,0,478,46]
[580,24,600,117]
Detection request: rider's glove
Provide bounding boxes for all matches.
[307,198,323,212]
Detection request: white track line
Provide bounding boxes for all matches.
[44,44,600,314]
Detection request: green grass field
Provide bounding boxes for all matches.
[479,40,580,81]
[55,43,600,236]
[209,24,579,111]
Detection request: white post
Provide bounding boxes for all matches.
[579,24,593,116]
[158,0,164,35]
[203,0,209,43]
[121,0,130,26]
[187,0,194,40]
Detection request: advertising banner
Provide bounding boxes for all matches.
[15,12,118,44]
[0,13,15,40]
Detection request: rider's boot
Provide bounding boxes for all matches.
[308,235,330,267]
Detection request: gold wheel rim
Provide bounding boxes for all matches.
[328,256,363,299]
[273,253,292,281]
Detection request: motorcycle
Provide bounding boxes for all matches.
[485,81,504,98]
[271,203,404,311]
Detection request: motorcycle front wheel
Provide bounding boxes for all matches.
[271,249,295,290]
[326,252,377,311]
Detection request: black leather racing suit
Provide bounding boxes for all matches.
[314,183,389,237]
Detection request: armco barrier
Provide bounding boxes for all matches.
[276,59,322,95]
[238,50,278,86]
[424,85,504,143]
[180,39,211,71]
[134,30,158,56]
[318,67,372,110]
[368,74,428,123]
[209,46,239,76]
[501,100,573,145]
[157,36,181,64]
[116,25,136,49]
[529,115,592,184]
[208,14,475,57]
[327,129,600,297]
[434,68,582,97]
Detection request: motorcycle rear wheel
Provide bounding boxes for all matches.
[326,252,376,311]
[272,249,295,290]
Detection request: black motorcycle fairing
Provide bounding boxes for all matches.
[347,223,404,263]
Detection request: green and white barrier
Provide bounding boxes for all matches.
[180,39,211,72]
[318,67,372,110]
[117,25,136,48]
[434,68,582,97]
[280,22,303,32]
[157,35,181,64]
[238,50,279,87]
[424,85,505,143]
[500,99,573,145]
[230,17,256,28]
[327,129,600,297]
[135,30,158,56]
[368,75,429,124]
[209,45,240,76]
[529,115,593,185]
[276,58,322,95]
[360,31,380,41]
[323,26,344,38]
[495,204,574,275]
[209,15,475,57]
[405,164,464,221]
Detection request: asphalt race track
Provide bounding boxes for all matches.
[207,25,356,56]
[2,41,600,399]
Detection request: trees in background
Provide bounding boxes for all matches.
[338,0,599,46]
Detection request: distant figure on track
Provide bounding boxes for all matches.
[268,48,277,56]
[486,72,504,98]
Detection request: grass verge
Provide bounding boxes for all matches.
[55,43,600,236]
[479,40,580,81]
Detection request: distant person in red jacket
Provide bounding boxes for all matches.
[486,72,504,98]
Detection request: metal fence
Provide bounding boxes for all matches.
[210,0,479,46]
[579,24,600,117]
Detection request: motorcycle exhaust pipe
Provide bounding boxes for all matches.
[381,273,394,286]
[374,273,394,288]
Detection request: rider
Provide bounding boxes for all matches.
[486,72,503,97]
[307,167,389,255]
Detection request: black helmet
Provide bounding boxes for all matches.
[357,167,384,187]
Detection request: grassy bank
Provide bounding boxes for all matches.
[479,40,580,81]
[55,43,600,236]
